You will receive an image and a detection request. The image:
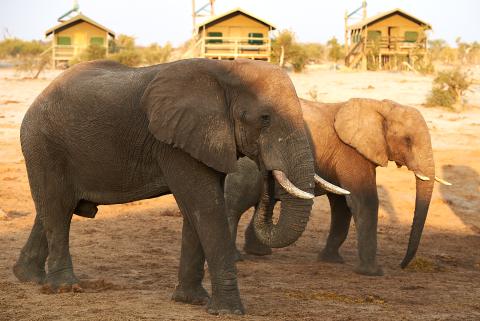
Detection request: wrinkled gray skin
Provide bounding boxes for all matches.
[13,59,315,315]
[226,98,436,276]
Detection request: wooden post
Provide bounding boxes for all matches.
[105,31,109,57]
[51,31,56,68]
[192,0,196,36]
[362,0,367,20]
[344,10,349,55]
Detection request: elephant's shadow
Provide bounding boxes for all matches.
[377,185,399,225]
[440,165,480,234]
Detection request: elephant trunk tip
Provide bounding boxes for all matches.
[400,252,416,269]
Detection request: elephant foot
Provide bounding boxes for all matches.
[233,248,244,262]
[13,260,46,284]
[206,294,245,315]
[354,264,384,276]
[172,283,210,306]
[318,249,345,264]
[243,241,272,256]
[41,269,83,293]
[41,282,84,294]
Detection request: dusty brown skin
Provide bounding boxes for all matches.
[13,58,317,315]
[226,98,439,276]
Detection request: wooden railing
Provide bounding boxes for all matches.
[201,36,271,59]
[52,45,78,60]
[365,36,427,51]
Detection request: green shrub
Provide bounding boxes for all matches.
[142,43,172,65]
[289,44,308,72]
[426,68,472,111]
[109,50,142,67]
[326,37,345,63]
[270,30,321,72]
[0,38,48,58]
[302,43,325,64]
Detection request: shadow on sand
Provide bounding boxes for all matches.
[377,185,399,225]
[440,164,480,234]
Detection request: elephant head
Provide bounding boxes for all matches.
[334,98,450,268]
[141,58,335,248]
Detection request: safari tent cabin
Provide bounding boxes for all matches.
[195,8,276,61]
[45,13,115,68]
[345,8,431,70]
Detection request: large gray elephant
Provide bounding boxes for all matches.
[13,59,345,315]
[226,98,451,276]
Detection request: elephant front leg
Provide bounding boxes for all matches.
[163,149,244,315]
[226,210,244,261]
[13,215,49,284]
[349,193,384,276]
[172,218,209,305]
[318,194,352,264]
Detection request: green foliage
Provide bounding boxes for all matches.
[0,38,50,78]
[70,44,107,65]
[426,68,472,111]
[270,30,325,72]
[270,29,295,66]
[82,44,107,61]
[109,50,142,67]
[108,34,142,67]
[0,38,49,58]
[141,43,173,65]
[326,37,344,63]
[115,34,136,51]
[302,43,325,64]
[428,38,480,65]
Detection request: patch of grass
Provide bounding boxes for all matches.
[406,257,445,272]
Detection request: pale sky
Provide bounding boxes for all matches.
[1,0,479,46]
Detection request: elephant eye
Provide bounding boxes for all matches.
[260,114,270,127]
[404,136,413,147]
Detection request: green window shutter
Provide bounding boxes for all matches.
[207,32,223,44]
[57,36,71,45]
[367,30,381,41]
[404,31,418,42]
[248,33,264,45]
[90,37,104,46]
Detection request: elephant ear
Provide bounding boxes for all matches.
[334,98,388,167]
[141,60,237,173]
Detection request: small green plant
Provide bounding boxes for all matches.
[70,44,106,65]
[426,68,472,111]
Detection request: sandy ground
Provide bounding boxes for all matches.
[0,65,479,320]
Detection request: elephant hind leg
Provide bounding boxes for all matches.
[13,215,48,284]
[318,194,352,264]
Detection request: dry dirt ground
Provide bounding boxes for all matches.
[0,66,479,321]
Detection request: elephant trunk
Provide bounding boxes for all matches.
[253,134,314,248]
[400,151,435,268]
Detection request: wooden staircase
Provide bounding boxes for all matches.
[345,38,365,69]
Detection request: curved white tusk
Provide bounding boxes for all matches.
[415,172,430,181]
[435,176,452,186]
[314,174,350,195]
[272,170,314,200]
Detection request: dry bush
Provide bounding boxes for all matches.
[141,43,173,65]
[70,44,107,65]
[326,37,345,63]
[426,68,472,111]
[109,50,142,66]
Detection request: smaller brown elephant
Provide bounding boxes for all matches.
[225,98,451,276]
